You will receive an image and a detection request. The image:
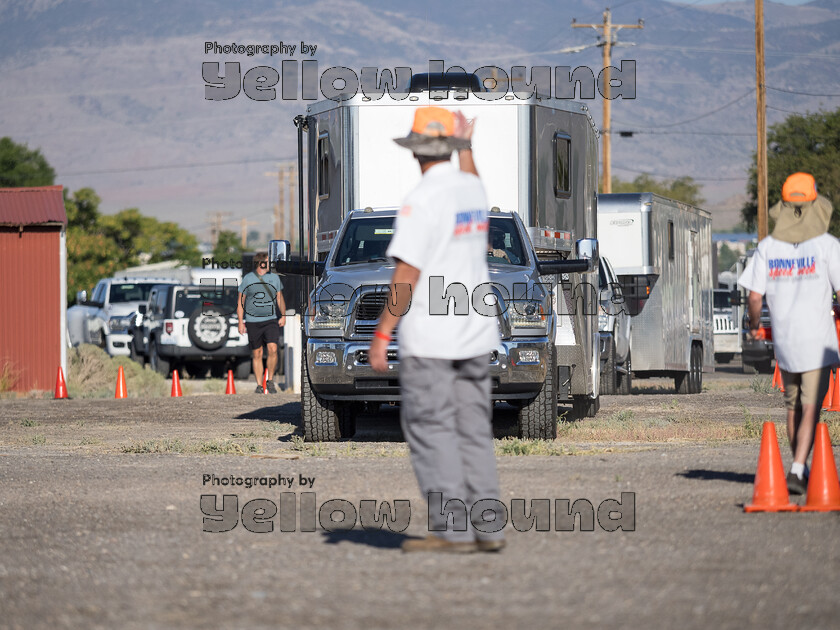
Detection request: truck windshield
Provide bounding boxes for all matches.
[335,217,395,266]
[109,283,158,303]
[334,215,528,266]
[175,287,239,315]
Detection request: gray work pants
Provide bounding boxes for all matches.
[400,355,504,542]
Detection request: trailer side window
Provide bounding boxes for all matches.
[317,133,330,200]
[667,221,675,261]
[554,132,571,198]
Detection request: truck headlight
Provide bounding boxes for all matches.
[510,300,547,331]
[311,302,345,329]
[107,315,133,334]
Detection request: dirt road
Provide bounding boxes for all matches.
[1,368,839,629]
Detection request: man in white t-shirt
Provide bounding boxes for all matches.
[369,107,504,553]
[738,173,840,495]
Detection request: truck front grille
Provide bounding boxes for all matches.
[355,292,388,320]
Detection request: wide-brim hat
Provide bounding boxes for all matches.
[393,106,470,157]
[770,194,833,243]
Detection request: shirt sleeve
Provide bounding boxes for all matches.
[238,274,248,294]
[738,242,767,295]
[273,275,284,292]
[826,236,840,292]
[386,196,435,270]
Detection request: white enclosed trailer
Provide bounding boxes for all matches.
[597,193,714,393]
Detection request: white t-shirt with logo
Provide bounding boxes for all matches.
[738,233,840,373]
[386,162,500,360]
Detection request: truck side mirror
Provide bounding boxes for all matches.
[76,290,87,304]
[138,304,147,315]
[575,238,599,272]
[268,240,291,270]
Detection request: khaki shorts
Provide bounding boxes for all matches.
[780,367,832,410]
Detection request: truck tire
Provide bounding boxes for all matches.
[742,361,758,375]
[150,338,171,377]
[756,359,773,375]
[188,306,229,351]
[516,347,557,439]
[129,335,144,365]
[617,350,632,395]
[600,336,617,395]
[234,359,252,380]
[301,347,353,441]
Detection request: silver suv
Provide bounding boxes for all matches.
[130,284,251,378]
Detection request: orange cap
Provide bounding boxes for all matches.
[410,107,455,137]
[781,172,817,203]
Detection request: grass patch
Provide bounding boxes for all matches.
[496,438,572,456]
[231,430,273,439]
[122,439,186,454]
[20,418,38,427]
[80,436,103,445]
[203,379,227,394]
[198,440,258,454]
[67,345,168,399]
[290,435,328,456]
[0,360,20,392]
[556,407,765,443]
[31,434,46,445]
[750,376,773,394]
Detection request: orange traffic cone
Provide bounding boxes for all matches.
[262,368,269,394]
[771,363,784,392]
[115,365,127,399]
[225,369,236,395]
[827,368,840,413]
[54,366,68,399]
[744,422,798,512]
[800,422,840,512]
[171,369,183,397]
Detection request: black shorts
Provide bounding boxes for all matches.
[245,320,281,350]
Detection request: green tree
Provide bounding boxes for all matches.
[213,230,245,261]
[100,209,201,266]
[717,242,739,273]
[611,173,705,206]
[742,107,840,234]
[0,137,55,187]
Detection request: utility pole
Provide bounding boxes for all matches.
[206,211,232,247]
[755,0,768,239]
[573,9,643,194]
[240,217,257,248]
[265,163,298,243]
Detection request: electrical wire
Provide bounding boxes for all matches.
[60,156,295,177]
[613,89,753,129]
[765,85,840,97]
[612,164,745,182]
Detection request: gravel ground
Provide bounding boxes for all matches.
[1,366,839,629]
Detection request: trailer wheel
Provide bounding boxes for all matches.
[234,358,252,380]
[517,347,557,439]
[600,336,617,395]
[689,344,703,394]
[617,351,632,395]
[301,347,352,442]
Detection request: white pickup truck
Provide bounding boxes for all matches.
[66,277,177,356]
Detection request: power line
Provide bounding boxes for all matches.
[634,43,840,60]
[765,85,840,97]
[612,164,745,182]
[613,90,753,129]
[60,156,295,177]
[766,104,819,115]
[617,129,755,137]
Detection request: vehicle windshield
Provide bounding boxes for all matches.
[333,215,527,267]
[174,287,239,315]
[108,283,159,303]
[714,290,732,309]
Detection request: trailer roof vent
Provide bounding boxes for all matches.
[363,207,373,213]
[490,206,501,213]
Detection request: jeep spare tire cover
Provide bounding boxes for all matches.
[188,306,229,351]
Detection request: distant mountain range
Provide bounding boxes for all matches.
[1,0,838,235]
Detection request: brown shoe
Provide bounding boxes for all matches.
[476,539,506,552]
[401,535,477,553]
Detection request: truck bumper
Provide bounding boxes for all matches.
[308,338,551,402]
[158,344,252,361]
[106,334,132,357]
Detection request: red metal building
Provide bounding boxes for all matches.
[0,186,67,392]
